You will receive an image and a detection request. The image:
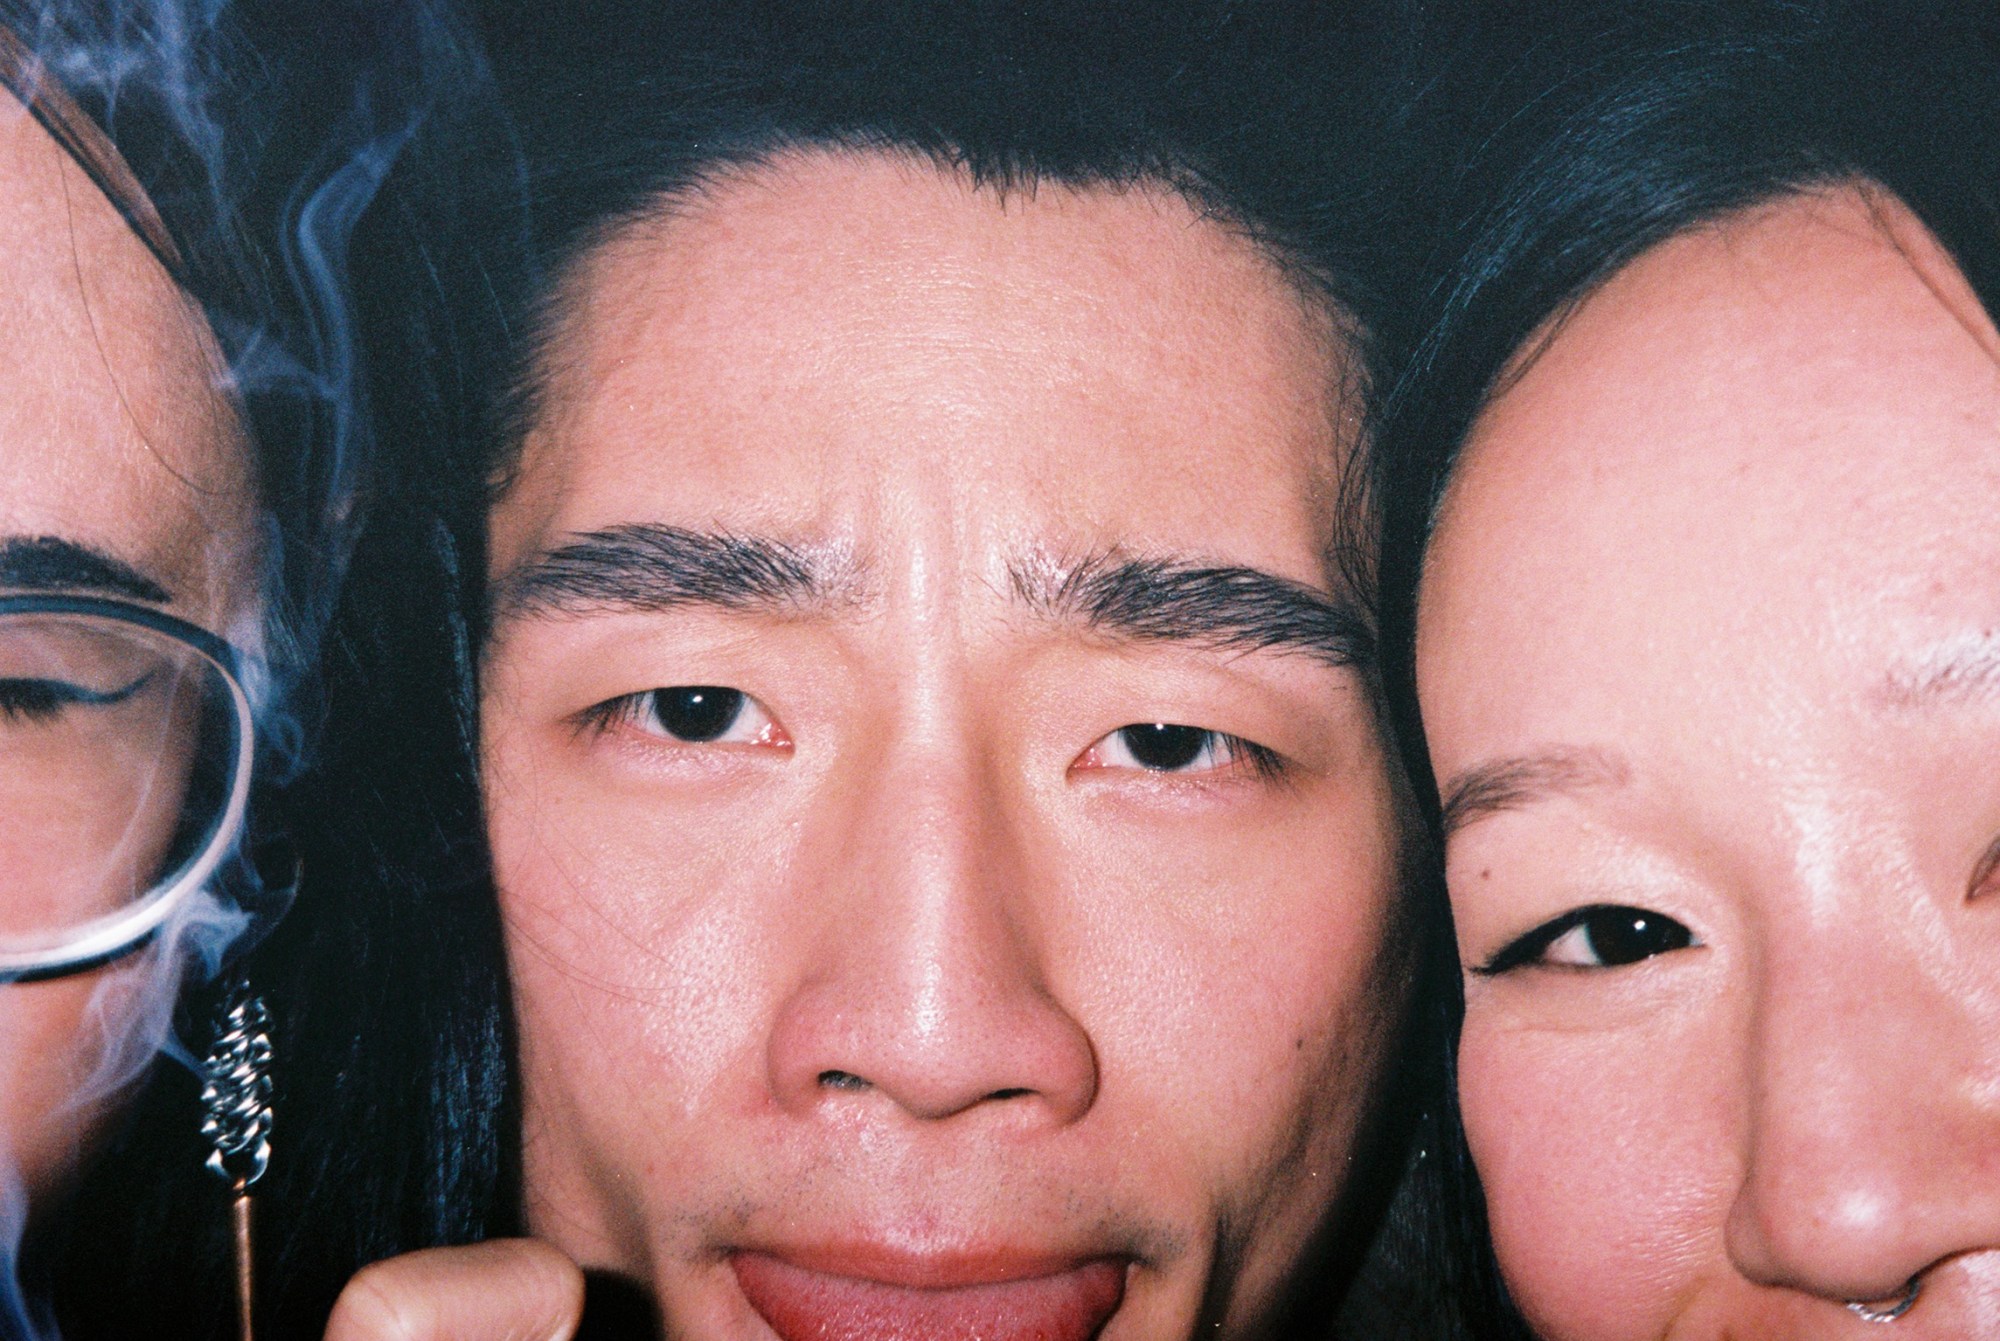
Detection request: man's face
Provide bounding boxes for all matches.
[482,150,1405,1341]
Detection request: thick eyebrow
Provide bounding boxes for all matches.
[1440,746,1628,838]
[496,523,854,621]
[0,535,171,603]
[1009,552,1374,669]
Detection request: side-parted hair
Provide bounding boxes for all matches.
[1370,0,2000,1329]
[1380,0,2000,714]
[26,2,527,1336]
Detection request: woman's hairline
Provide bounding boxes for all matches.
[1435,172,2000,543]
[0,24,184,282]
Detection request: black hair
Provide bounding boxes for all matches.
[1368,0,2000,1330]
[469,0,1438,584]
[433,2,1487,1336]
[19,2,529,1337]
[1382,0,2000,718]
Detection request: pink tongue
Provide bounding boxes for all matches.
[733,1252,1125,1341]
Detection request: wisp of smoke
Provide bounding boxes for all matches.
[0,0,474,1331]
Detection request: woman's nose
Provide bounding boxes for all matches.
[1724,911,2000,1303]
[763,746,1099,1129]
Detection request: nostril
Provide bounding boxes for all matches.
[817,1069,870,1091]
[988,1087,1032,1101]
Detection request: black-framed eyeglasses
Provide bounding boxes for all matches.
[0,594,254,982]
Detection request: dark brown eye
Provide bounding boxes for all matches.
[1480,903,1696,974]
[641,686,745,742]
[1078,721,1284,779]
[1115,723,1214,771]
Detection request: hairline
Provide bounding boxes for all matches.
[490,134,1368,503]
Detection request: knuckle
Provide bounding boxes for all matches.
[325,1262,430,1341]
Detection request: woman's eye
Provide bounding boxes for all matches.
[0,674,148,724]
[584,686,787,748]
[1076,722,1282,777]
[1479,903,1697,975]
[0,678,72,723]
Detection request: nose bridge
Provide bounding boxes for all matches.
[765,713,1098,1125]
[861,706,999,918]
[1725,858,2000,1300]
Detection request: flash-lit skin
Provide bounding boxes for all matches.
[482,150,1407,1339]
[1417,186,2000,1340]
[0,91,256,1203]
[4,620,213,934]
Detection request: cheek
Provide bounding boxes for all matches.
[1044,807,1402,1331]
[1054,782,1401,1202]
[483,727,798,1117]
[0,976,121,1202]
[1459,1010,1735,1341]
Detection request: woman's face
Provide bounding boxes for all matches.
[1417,185,2000,1339]
[0,91,255,1201]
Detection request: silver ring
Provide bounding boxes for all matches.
[1847,1275,1922,1323]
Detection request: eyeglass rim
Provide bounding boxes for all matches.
[0,593,256,982]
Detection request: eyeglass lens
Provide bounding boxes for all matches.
[0,611,241,951]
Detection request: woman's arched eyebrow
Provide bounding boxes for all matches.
[0,535,170,603]
[1440,746,1629,838]
[1875,632,2000,710]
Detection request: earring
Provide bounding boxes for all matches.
[201,980,273,1341]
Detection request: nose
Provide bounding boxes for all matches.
[1724,910,2000,1303]
[764,742,1098,1128]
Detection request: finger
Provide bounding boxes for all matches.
[324,1239,585,1341]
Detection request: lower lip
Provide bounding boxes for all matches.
[732,1250,1127,1341]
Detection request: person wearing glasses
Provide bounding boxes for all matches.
[0,28,263,1237]
[0,7,593,1337]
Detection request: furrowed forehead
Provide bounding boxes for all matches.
[484,143,1374,675]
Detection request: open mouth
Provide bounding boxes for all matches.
[732,1247,1128,1341]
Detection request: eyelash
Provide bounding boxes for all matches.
[575,689,1289,791]
[1075,722,1290,782]
[575,686,788,750]
[1474,903,1699,976]
[0,673,152,723]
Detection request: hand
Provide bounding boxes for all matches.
[324,1239,585,1341]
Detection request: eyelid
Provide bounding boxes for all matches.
[1969,834,2000,900]
[0,671,154,721]
[1474,910,1586,977]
